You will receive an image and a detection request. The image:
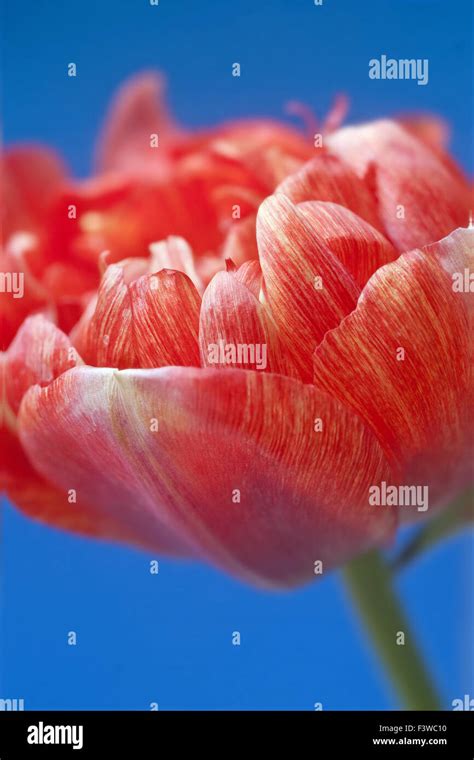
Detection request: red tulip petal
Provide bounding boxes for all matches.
[1,321,188,553]
[0,425,154,546]
[0,415,170,549]
[40,262,99,300]
[197,120,312,166]
[221,214,259,267]
[297,201,398,288]
[44,176,187,268]
[276,152,382,232]
[313,227,473,510]
[69,293,99,358]
[257,194,360,379]
[129,269,201,368]
[5,315,82,414]
[80,264,137,368]
[397,114,449,153]
[95,71,182,174]
[19,366,395,587]
[0,243,46,350]
[81,260,202,369]
[233,260,262,297]
[199,270,298,378]
[3,147,67,237]
[233,144,304,189]
[149,236,203,292]
[327,120,470,251]
[397,115,469,186]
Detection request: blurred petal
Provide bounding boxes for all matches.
[0,235,47,349]
[257,194,360,379]
[69,292,99,357]
[297,201,398,288]
[313,227,473,510]
[149,236,203,292]
[3,147,67,237]
[328,120,470,251]
[221,214,259,266]
[197,120,311,166]
[397,114,449,152]
[95,71,182,174]
[19,366,395,587]
[41,262,99,299]
[233,144,304,188]
[44,176,182,268]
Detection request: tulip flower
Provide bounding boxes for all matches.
[2,73,471,581]
[1,72,313,348]
[2,70,472,710]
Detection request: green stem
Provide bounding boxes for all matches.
[342,550,442,710]
[392,489,473,571]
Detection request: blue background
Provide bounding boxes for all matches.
[2,0,473,709]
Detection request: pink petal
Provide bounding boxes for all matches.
[5,315,82,414]
[221,214,259,267]
[95,71,182,174]
[79,263,201,369]
[313,227,473,511]
[233,260,262,297]
[276,152,382,232]
[297,201,398,288]
[79,264,137,368]
[149,236,203,293]
[1,322,189,554]
[199,269,299,378]
[3,147,67,237]
[19,366,395,587]
[129,269,201,368]
[327,120,471,251]
[257,194,360,379]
